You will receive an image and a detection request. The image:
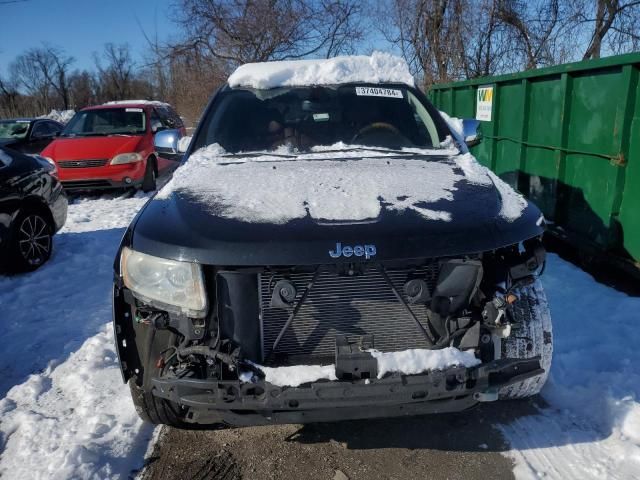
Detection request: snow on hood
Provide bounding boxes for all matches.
[455,154,528,222]
[228,52,415,89]
[156,143,528,224]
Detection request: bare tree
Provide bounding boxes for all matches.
[572,0,640,59]
[94,43,137,101]
[9,45,75,111]
[461,0,521,77]
[68,70,95,109]
[495,0,575,69]
[172,0,365,65]
[382,0,468,86]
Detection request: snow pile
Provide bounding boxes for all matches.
[369,347,481,378]
[39,109,75,124]
[156,143,468,223]
[228,52,415,89]
[500,253,640,479]
[0,190,155,479]
[0,325,153,480]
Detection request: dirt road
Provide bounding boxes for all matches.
[140,401,537,480]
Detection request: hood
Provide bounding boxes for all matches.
[130,147,544,265]
[0,139,18,147]
[41,135,144,160]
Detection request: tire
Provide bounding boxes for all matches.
[141,157,157,193]
[499,279,553,399]
[8,210,54,272]
[128,379,188,427]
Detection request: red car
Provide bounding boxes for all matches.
[41,101,186,192]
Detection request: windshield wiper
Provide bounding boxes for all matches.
[312,146,431,156]
[220,151,297,158]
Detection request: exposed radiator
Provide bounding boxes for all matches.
[259,264,439,360]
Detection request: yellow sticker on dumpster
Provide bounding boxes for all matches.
[476,86,493,121]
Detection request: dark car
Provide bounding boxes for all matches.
[0,118,64,155]
[0,146,67,272]
[113,55,552,428]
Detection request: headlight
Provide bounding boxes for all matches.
[120,247,208,317]
[111,152,143,165]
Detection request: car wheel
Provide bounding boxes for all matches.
[9,210,53,272]
[499,279,553,399]
[142,157,157,193]
[128,379,188,428]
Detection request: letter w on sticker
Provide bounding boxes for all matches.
[355,87,403,98]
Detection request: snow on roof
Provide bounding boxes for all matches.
[103,100,170,107]
[228,51,415,89]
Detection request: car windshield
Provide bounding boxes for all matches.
[193,85,448,153]
[0,120,31,140]
[62,108,146,136]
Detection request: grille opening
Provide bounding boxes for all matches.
[259,264,439,365]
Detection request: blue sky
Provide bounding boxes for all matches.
[0,0,177,74]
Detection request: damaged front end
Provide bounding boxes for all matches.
[113,237,547,426]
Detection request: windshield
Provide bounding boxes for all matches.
[193,85,448,153]
[62,108,146,136]
[0,120,31,140]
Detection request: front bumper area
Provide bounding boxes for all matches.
[61,178,143,191]
[59,162,146,191]
[151,357,543,426]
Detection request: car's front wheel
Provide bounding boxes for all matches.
[499,279,553,399]
[8,210,54,272]
[142,157,157,193]
[129,379,188,427]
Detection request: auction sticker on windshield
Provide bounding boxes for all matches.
[355,87,403,98]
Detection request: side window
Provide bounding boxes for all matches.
[406,91,440,147]
[168,107,184,129]
[31,122,50,138]
[150,109,164,132]
[47,122,62,134]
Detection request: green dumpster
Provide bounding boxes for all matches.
[429,53,640,271]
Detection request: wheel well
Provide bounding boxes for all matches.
[19,197,54,227]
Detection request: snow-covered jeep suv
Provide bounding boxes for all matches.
[113,53,552,427]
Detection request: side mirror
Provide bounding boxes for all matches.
[462,119,482,147]
[154,129,182,158]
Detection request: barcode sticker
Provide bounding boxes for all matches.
[355,87,403,98]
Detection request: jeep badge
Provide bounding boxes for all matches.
[329,242,377,260]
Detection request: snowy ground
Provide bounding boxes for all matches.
[0,187,638,479]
